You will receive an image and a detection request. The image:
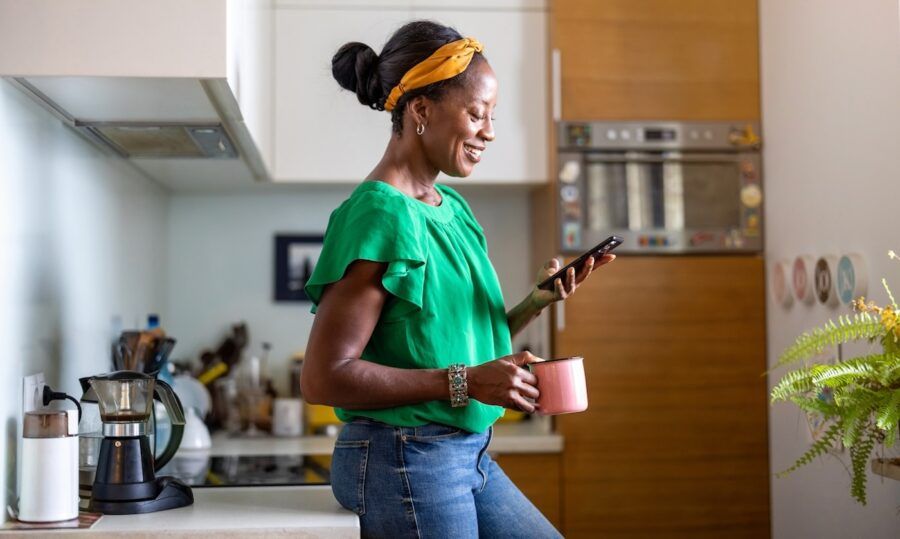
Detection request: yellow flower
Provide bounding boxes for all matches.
[882,308,898,332]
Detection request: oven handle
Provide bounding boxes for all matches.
[584,152,747,164]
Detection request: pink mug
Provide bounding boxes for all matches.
[530,356,588,415]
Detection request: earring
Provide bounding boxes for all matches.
[416,123,425,136]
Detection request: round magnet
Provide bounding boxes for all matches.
[837,254,867,305]
[814,255,840,307]
[772,260,793,308]
[792,255,815,305]
[559,161,581,184]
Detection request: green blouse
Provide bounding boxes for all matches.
[304,180,511,433]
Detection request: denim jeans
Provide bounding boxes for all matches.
[331,418,562,539]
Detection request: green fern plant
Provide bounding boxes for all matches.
[770,251,900,505]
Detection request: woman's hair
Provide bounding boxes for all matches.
[331,20,485,134]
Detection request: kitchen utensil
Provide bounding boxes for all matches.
[86,370,193,514]
[118,331,141,370]
[145,338,176,375]
[18,410,79,522]
[179,407,212,451]
[172,374,212,418]
[530,356,588,415]
[272,398,303,437]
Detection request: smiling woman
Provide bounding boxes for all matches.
[299,20,608,538]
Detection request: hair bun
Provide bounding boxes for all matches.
[332,42,384,109]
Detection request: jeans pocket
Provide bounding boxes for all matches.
[331,440,369,516]
[405,423,465,442]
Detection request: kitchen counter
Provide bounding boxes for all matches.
[3,486,358,538]
[210,419,563,457]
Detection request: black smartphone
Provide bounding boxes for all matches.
[537,235,623,291]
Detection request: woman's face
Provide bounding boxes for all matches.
[418,60,498,178]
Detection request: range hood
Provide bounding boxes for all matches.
[0,0,273,187]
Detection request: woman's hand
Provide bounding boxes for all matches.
[467,351,543,413]
[529,254,615,310]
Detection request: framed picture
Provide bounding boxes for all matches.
[274,234,324,302]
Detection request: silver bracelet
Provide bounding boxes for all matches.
[448,364,469,407]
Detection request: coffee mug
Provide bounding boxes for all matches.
[530,356,588,415]
[272,398,303,437]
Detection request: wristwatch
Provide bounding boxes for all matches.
[448,364,469,407]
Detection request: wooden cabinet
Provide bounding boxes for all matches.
[551,0,760,121]
[274,1,548,183]
[493,453,563,531]
[554,256,769,538]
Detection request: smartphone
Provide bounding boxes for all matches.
[537,235,623,291]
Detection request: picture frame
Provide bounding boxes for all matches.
[274,234,324,302]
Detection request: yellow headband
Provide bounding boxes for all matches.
[383,37,484,112]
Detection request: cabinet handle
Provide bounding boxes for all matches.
[551,48,561,122]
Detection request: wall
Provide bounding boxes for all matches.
[760,0,900,536]
[0,80,168,513]
[166,185,541,395]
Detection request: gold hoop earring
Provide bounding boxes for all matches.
[416,123,425,136]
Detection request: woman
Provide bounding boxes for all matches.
[302,20,613,538]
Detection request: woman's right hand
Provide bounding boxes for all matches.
[467,351,543,413]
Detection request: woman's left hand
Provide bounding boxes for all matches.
[529,254,615,310]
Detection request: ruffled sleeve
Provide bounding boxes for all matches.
[304,190,426,316]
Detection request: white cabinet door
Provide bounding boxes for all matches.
[274,6,547,184]
[274,8,411,182]
[412,8,548,185]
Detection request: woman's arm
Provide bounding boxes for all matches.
[506,254,615,338]
[302,260,542,412]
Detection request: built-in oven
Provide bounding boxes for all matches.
[557,121,763,254]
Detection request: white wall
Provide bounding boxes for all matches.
[0,80,168,513]
[760,1,900,536]
[166,185,540,395]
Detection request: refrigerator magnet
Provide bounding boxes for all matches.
[772,260,793,308]
[837,254,867,305]
[814,255,840,307]
[792,255,815,305]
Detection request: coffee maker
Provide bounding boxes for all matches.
[83,371,193,514]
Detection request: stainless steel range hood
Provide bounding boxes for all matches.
[0,0,274,188]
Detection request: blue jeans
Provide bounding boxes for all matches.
[331,418,562,539]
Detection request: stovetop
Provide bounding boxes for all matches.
[159,454,330,487]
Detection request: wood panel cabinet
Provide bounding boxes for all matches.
[493,453,563,531]
[554,256,769,538]
[551,0,760,120]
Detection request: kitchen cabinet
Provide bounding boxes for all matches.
[493,453,562,531]
[273,1,548,183]
[554,256,769,538]
[550,0,760,121]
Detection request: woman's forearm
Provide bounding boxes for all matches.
[506,294,544,339]
[302,357,449,409]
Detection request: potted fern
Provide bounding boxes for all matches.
[770,251,900,505]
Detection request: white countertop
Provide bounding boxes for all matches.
[209,420,563,457]
[6,487,357,538]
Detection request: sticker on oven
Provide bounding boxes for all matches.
[562,201,581,219]
[559,161,580,184]
[560,185,579,203]
[563,222,581,249]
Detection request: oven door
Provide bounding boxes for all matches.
[559,151,762,254]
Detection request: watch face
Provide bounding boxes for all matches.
[452,375,464,385]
